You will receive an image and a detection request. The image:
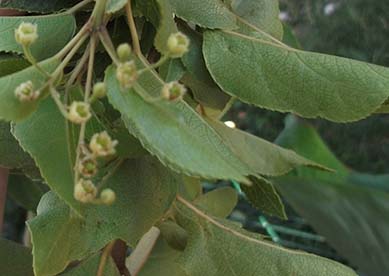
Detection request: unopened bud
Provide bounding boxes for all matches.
[161,81,187,101]
[15,22,38,46]
[78,157,98,178]
[100,189,116,205]
[89,131,118,157]
[116,61,138,89]
[14,81,40,102]
[117,43,132,62]
[92,82,107,99]
[167,32,190,58]
[74,179,97,203]
[68,101,91,124]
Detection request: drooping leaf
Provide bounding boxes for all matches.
[0,14,76,60]
[169,0,237,30]
[194,187,238,218]
[0,57,60,122]
[105,62,253,183]
[7,173,47,211]
[0,239,33,276]
[175,201,356,276]
[0,55,29,77]
[136,0,177,54]
[275,115,389,276]
[0,0,79,13]
[241,176,286,219]
[203,30,389,122]
[28,155,178,276]
[62,252,120,276]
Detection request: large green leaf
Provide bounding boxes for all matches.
[174,201,356,276]
[275,115,389,276]
[0,57,60,122]
[203,30,389,122]
[0,0,79,12]
[0,239,33,276]
[169,0,237,30]
[62,253,120,276]
[28,154,178,276]
[0,14,76,60]
[105,62,253,183]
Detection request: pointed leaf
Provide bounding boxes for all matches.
[203,30,389,122]
[0,14,76,60]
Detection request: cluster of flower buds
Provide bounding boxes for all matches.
[74,179,98,203]
[167,32,190,58]
[116,61,138,89]
[14,81,40,102]
[161,81,187,102]
[89,131,118,157]
[15,22,38,47]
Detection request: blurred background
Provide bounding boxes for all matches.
[3,1,389,275]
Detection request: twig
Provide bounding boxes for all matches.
[97,240,115,276]
[67,0,94,14]
[125,0,141,56]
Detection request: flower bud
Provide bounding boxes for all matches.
[89,131,118,157]
[167,32,190,58]
[116,61,138,89]
[92,82,107,99]
[78,157,98,178]
[74,179,97,203]
[15,22,38,46]
[100,189,116,205]
[117,43,132,62]
[161,81,187,101]
[68,101,92,124]
[14,81,40,102]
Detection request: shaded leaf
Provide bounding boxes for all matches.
[0,238,33,276]
[0,0,79,13]
[0,55,29,77]
[203,30,389,122]
[194,187,238,218]
[0,14,76,60]
[169,0,237,30]
[159,58,186,82]
[62,253,120,276]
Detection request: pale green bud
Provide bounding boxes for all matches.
[14,81,40,102]
[68,101,91,124]
[161,81,187,101]
[117,43,132,62]
[116,61,138,89]
[15,22,38,46]
[167,32,190,58]
[89,131,118,157]
[100,189,116,205]
[74,179,97,203]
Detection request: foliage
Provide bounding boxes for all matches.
[0,0,387,275]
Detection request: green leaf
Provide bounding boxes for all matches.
[179,176,203,201]
[207,119,327,176]
[275,115,389,275]
[0,14,76,60]
[203,30,389,122]
[0,55,30,77]
[0,239,33,276]
[175,201,357,276]
[105,62,253,183]
[169,0,237,30]
[107,0,127,14]
[158,220,188,251]
[0,0,79,13]
[28,155,178,276]
[8,174,46,211]
[241,176,286,219]
[0,57,60,122]
[62,253,120,276]
[194,187,238,218]
[159,58,186,82]
[136,0,177,54]
[227,0,283,39]
[139,238,188,276]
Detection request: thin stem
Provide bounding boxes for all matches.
[50,87,69,118]
[67,0,94,14]
[125,0,141,56]
[98,28,120,65]
[127,227,161,276]
[138,55,169,75]
[91,0,108,27]
[97,240,115,276]
[0,168,9,232]
[22,46,50,77]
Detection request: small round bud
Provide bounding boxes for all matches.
[161,81,187,101]
[78,157,98,178]
[89,131,118,157]
[74,179,97,203]
[167,32,190,58]
[15,22,38,46]
[100,189,116,205]
[116,61,138,89]
[117,43,132,62]
[92,82,107,99]
[68,101,92,124]
[14,81,40,102]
